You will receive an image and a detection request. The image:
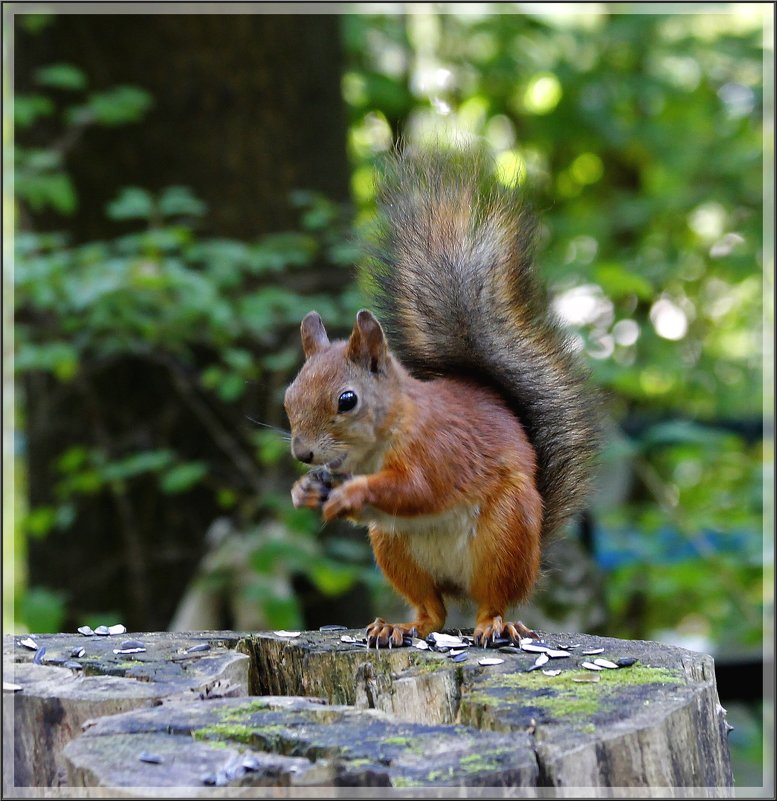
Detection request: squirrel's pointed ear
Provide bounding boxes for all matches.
[346,310,388,374]
[300,311,330,359]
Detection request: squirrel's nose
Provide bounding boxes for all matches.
[292,437,314,464]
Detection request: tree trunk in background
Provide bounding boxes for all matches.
[15,13,369,632]
[15,13,350,240]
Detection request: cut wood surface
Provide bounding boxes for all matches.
[3,628,734,795]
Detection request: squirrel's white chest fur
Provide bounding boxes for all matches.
[367,504,480,593]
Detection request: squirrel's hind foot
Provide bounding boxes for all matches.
[474,616,539,647]
[366,618,418,648]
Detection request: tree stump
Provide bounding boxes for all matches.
[3,628,734,793]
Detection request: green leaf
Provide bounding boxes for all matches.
[17,172,77,215]
[56,446,90,474]
[254,430,288,467]
[160,462,208,494]
[85,85,153,126]
[158,186,207,218]
[24,506,58,539]
[247,233,317,274]
[106,187,154,221]
[19,14,55,34]
[14,94,54,128]
[216,373,246,402]
[100,450,175,482]
[223,348,254,374]
[640,420,730,449]
[217,488,238,509]
[595,263,654,300]
[308,560,357,596]
[19,586,67,633]
[35,63,87,91]
[15,341,79,379]
[261,348,298,372]
[261,596,303,630]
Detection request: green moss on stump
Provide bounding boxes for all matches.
[468,665,682,721]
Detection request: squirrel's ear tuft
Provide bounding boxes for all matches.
[301,311,330,359]
[346,309,387,374]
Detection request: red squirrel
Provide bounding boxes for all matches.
[284,148,599,647]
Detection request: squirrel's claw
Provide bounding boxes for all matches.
[366,618,413,649]
[474,616,538,647]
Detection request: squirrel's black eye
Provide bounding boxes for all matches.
[337,390,358,413]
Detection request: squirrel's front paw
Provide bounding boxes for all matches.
[322,477,368,522]
[366,618,417,648]
[291,473,330,511]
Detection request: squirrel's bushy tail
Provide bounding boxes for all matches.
[364,146,600,538]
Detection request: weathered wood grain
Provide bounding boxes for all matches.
[3,628,734,793]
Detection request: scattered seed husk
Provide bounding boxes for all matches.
[488,637,512,648]
[498,645,523,655]
[519,642,551,654]
[527,653,550,671]
[108,624,127,636]
[428,632,467,648]
[185,643,211,653]
[542,669,562,677]
[478,657,504,666]
[581,647,604,655]
[319,624,347,632]
[32,647,46,665]
[94,626,110,636]
[138,751,163,764]
[77,626,94,637]
[572,673,601,683]
[411,638,429,650]
[63,660,83,670]
[450,652,469,663]
[120,640,145,650]
[616,657,638,668]
[448,647,468,657]
[113,647,145,655]
[545,649,572,659]
[3,682,23,693]
[242,754,261,771]
[70,647,86,658]
[20,638,38,651]
[593,658,619,669]
[273,630,301,638]
[339,635,367,647]
[581,661,604,671]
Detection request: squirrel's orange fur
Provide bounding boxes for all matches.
[283,148,598,647]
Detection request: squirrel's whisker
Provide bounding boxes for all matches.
[245,416,291,440]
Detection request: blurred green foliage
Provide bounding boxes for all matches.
[12,55,368,632]
[11,9,766,660]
